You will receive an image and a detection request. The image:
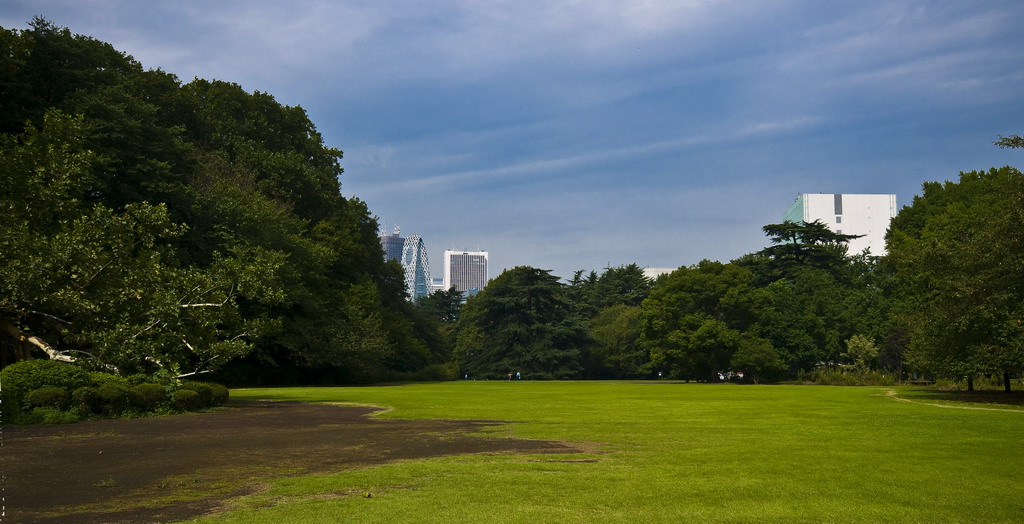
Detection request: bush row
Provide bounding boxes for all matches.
[797,368,899,386]
[1,359,230,425]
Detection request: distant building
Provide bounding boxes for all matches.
[430,277,445,294]
[379,226,432,300]
[380,227,405,262]
[784,193,897,256]
[443,250,489,295]
[642,268,675,280]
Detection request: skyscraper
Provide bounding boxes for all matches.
[379,226,432,300]
[443,250,489,295]
[401,234,431,300]
[784,193,897,255]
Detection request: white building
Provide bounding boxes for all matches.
[443,250,489,294]
[783,193,897,256]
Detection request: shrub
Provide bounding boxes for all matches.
[27,407,81,425]
[125,374,154,386]
[131,383,166,410]
[72,386,101,414]
[208,383,230,406]
[0,360,93,417]
[799,368,897,386]
[90,371,130,389]
[172,389,201,411]
[179,382,214,407]
[24,387,70,410]
[97,383,133,415]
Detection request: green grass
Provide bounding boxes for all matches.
[193,382,1024,523]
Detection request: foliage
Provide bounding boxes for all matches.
[567,263,652,317]
[457,266,586,379]
[72,386,101,413]
[798,368,898,387]
[994,134,1024,149]
[733,221,893,378]
[0,20,447,383]
[24,386,69,409]
[0,358,232,423]
[842,334,880,371]
[729,336,785,384]
[753,219,862,281]
[640,260,769,381]
[177,381,230,406]
[172,389,202,411]
[886,166,1024,386]
[97,383,132,414]
[416,287,464,323]
[132,383,167,410]
[584,304,648,379]
[0,359,92,418]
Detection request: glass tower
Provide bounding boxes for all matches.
[379,227,432,300]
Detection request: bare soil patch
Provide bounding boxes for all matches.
[4,399,581,523]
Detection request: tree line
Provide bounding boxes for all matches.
[453,175,1022,391]
[3,20,1021,390]
[1,19,449,384]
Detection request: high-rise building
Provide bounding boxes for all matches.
[443,250,489,295]
[783,193,897,255]
[401,234,431,300]
[380,226,405,262]
[379,226,432,300]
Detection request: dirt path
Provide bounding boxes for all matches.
[881,388,1024,412]
[4,399,581,523]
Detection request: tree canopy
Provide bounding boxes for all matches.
[457,267,585,379]
[887,166,1024,390]
[0,19,444,383]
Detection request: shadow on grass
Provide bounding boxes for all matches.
[902,388,1024,407]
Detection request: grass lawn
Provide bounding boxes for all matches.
[196,382,1024,523]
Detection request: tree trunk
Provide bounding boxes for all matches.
[967,376,974,392]
[1004,372,1012,393]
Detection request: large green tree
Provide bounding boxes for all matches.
[456,267,586,379]
[1,20,446,383]
[0,110,283,375]
[887,166,1024,391]
[640,261,770,381]
[585,304,648,379]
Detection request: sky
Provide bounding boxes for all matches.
[4,1,1023,281]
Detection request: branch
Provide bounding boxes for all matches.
[81,258,116,289]
[1,320,75,363]
[24,335,75,362]
[174,369,212,379]
[27,310,72,325]
[129,319,165,340]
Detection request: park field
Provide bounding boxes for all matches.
[200,382,1023,523]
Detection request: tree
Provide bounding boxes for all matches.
[887,166,1024,391]
[456,267,585,379]
[751,220,863,283]
[994,134,1024,149]
[585,304,648,379]
[842,334,879,372]
[1,20,448,384]
[0,110,283,375]
[729,336,784,384]
[640,261,769,381]
[416,287,464,323]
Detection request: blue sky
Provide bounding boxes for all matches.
[4,1,1022,280]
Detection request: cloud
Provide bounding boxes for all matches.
[353,114,821,196]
